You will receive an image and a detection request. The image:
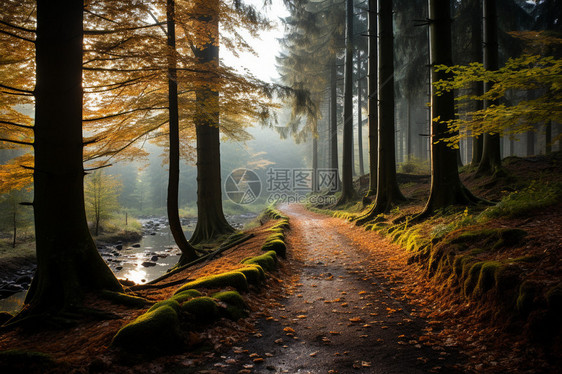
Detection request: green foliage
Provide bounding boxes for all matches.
[111,305,183,353]
[433,50,562,146]
[398,156,430,174]
[84,170,122,236]
[481,180,561,219]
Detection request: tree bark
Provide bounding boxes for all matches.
[167,0,198,263]
[420,0,478,215]
[330,57,341,191]
[469,0,483,166]
[545,121,552,154]
[24,0,122,316]
[477,0,502,175]
[367,0,378,197]
[190,0,234,245]
[357,66,365,176]
[337,0,357,204]
[356,0,405,223]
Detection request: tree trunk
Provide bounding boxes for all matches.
[469,0,483,166]
[526,130,535,156]
[24,0,122,316]
[356,0,405,223]
[313,135,318,192]
[166,0,198,263]
[330,57,341,191]
[420,0,478,215]
[477,0,502,175]
[190,0,234,245]
[357,69,365,176]
[406,98,412,161]
[337,0,357,204]
[367,0,378,197]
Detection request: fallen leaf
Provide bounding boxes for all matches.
[310,351,318,357]
[283,327,295,333]
[349,317,363,323]
[297,315,307,319]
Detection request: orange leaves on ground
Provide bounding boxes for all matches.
[349,317,363,323]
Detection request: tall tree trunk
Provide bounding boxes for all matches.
[469,0,483,166]
[24,0,122,316]
[337,0,357,204]
[367,0,378,197]
[357,69,365,176]
[420,0,478,215]
[167,0,197,263]
[190,0,234,245]
[313,134,318,192]
[406,97,412,161]
[477,0,502,175]
[329,57,340,192]
[526,130,535,156]
[356,0,405,224]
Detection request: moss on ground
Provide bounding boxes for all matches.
[181,297,220,323]
[148,299,181,314]
[111,305,183,353]
[0,349,55,372]
[171,289,202,304]
[174,271,249,294]
[241,251,278,271]
[100,290,150,308]
[212,291,248,320]
[473,261,502,297]
[262,238,286,258]
[236,265,265,285]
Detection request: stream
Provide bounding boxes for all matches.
[0,213,257,313]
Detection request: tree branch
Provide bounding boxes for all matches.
[0,83,34,94]
[0,138,33,146]
[84,22,166,35]
[83,107,167,122]
[0,120,33,130]
[84,164,112,172]
[0,29,34,43]
[0,20,35,34]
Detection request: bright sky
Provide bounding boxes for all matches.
[221,1,289,83]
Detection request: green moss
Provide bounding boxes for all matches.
[262,239,286,258]
[473,261,502,297]
[494,264,521,296]
[148,299,181,314]
[181,296,219,323]
[0,350,55,372]
[212,291,248,320]
[463,262,484,298]
[266,230,285,241]
[100,290,150,308]
[174,271,249,294]
[241,251,278,272]
[271,220,290,231]
[516,280,539,317]
[171,289,202,304]
[237,265,265,285]
[111,305,183,353]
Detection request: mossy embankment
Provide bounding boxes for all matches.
[308,152,562,349]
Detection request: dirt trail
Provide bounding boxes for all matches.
[197,204,465,373]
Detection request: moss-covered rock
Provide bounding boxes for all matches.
[181,296,220,323]
[449,228,527,250]
[111,305,183,353]
[174,271,249,294]
[213,291,248,321]
[148,299,181,314]
[241,251,278,271]
[262,239,286,258]
[270,220,290,231]
[237,265,265,285]
[171,289,202,304]
[0,350,55,373]
[100,290,150,308]
[473,261,502,297]
[463,262,484,298]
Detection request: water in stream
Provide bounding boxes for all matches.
[0,214,256,313]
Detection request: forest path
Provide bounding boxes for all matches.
[198,204,465,373]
